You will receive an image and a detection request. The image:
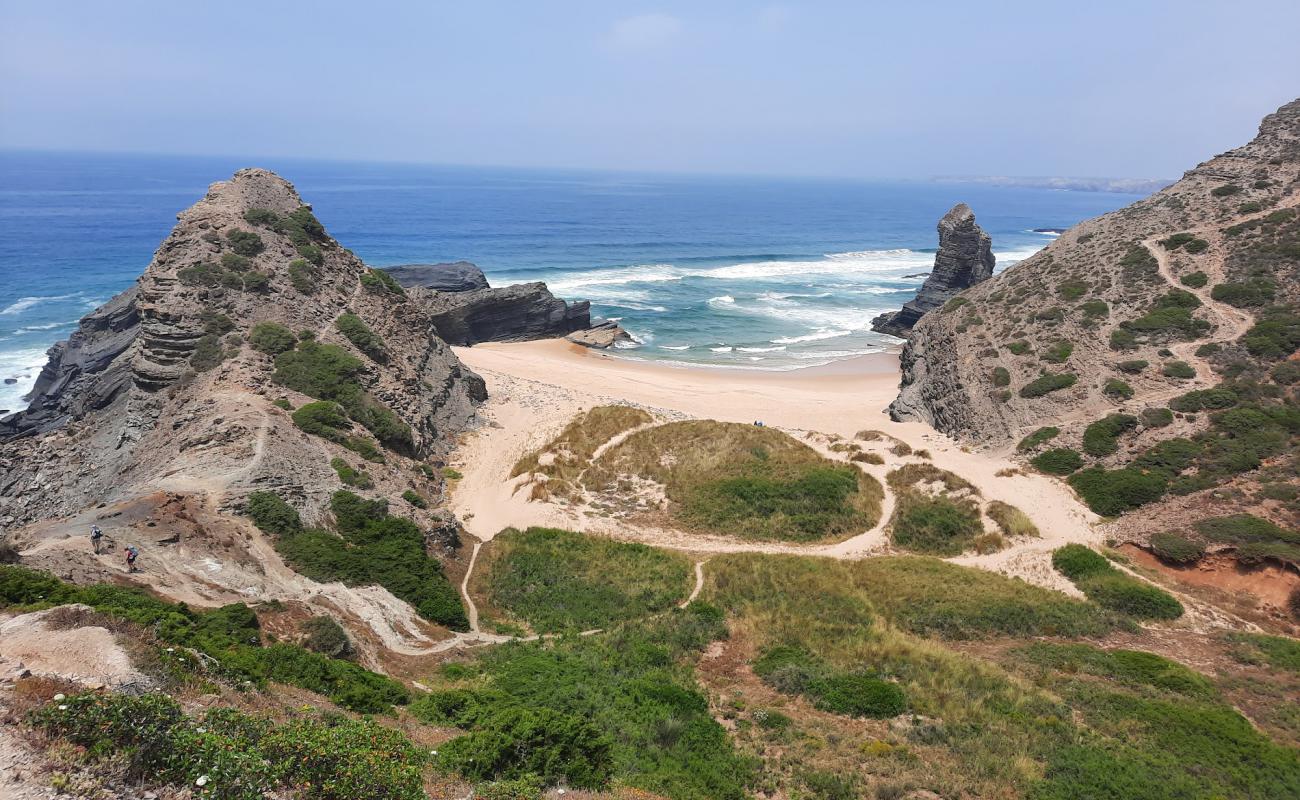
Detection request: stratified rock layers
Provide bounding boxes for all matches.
[871,203,995,338]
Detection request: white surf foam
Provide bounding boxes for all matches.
[1,293,80,316]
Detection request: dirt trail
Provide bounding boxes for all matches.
[679,560,707,608]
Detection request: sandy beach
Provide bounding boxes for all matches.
[448,340,1102,592]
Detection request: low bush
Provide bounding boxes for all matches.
[1032,448,1084,476]
[1052,545,1183,620]
[1211,279,1276,307]
[1180,271,1208,288]
[288,258,319,294]
[1103,378,1133,399]
[249,322,297,355]
[1194,514,1300,565]
[330,457,373,489]
[225,229,265,257]
[436,706,612,789]
[292,401,383,462]
[754,646,906,719]
[1041,340,1073,364]
[1110,328,1138,351]
[1149,532,1205,565]
[1272,361,1300,385]
[992,366,1010,387]
[1242,309,1300,359]
[335,313,386,361]
[1162,361,1196,379]
[1210,184,1241,197]
[1020,643,1212,696]
[890,494,983,556]
[1018,426,1059,451]
[1006,340,1031,355]
[245,491,302,536]
[985,500,1038,538]
[1116,359,1148,374]
[1081,299,1110,318]
[301,615,353,659]
[1020,372,1077,398]
[1169,387,1237,412]
[1082,413,1138,457]
[1068,467,1166,516]
[401,489,427,508]
[482,527,691,633]
[360,269,406,296]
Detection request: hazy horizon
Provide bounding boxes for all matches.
[2,1,1299,179]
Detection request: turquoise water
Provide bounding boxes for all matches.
[0,151,1141,413]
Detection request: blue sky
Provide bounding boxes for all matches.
[2,1,1298,178]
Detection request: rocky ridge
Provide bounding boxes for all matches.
[871,203,995,338]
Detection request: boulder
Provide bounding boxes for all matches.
[383,261,489,292]
[566,320,634,349]
[871,203,994,338]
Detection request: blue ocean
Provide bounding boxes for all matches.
[0,151,1142,413]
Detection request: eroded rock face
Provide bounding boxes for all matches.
[384,261,489,292]
[567,320,634,349]
[871,203,995,338]
[0,168,486,527]
[415,282,592,345]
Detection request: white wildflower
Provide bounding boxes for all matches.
[195,775,209,787]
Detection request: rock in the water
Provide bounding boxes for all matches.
[566,320,634,349]
[416,282,591,345]
[384,261,489,292]
[871,203,994,338]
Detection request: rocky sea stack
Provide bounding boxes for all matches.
[871,203,995,338]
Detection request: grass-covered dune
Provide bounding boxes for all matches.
[474,526,693,634]
[585,420,884,542]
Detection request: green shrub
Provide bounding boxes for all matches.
[1110,329,1137,351]
[1162,361,1196,379]
[1057,279,1089,300]
[274,341,412,453]
[1243,309,1300,359]
[1116,359,1148,374]
[1103,379,1133,399]
[1081,299,1110,318]
[1032,448,1083,475]
[992,366,1010,387]
[1068,467,1166,516]
[812,672,907,718]
[335,313,386,361]
[1160,233,1195,250]
[276,491,467,630]
[1131,438,1199,478]
[1194,514,1300,565]
[1149,532,1205,565]
[1082,414,1138,457]
[1210,184,1241,197]
[1169,387,1237,412]
[330,457,373,489]
[243,208,280,227]
[245,491,302,536]
[190,333,224,371]
[178,261,224,287]
[484,527,691,633]
[890,494,983,556]
[1018,426,1059,452]
[437,706,612,789]
[1180,271,1208,288]
[1195,342,1221,357]
[1020,643,1212,696]
[259,717,426,799]
[225,229,265,257]
[401,489,427,508]
[249,322,297,355]
[1144,411,1175,429]
[1006,340,1031,355]
[360,269,406,296]
[1211,279,1276,307]
[1020,372,1077,398]
[288,258,319,294]
[1271,361,1300,385]
[1041,340,1073,363]
[301,615,352,659]
[1052,545,1183,620]
[1239,200,1265,213]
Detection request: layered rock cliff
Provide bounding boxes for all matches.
[0,169,485,528]
[384,261,489,292]
[871,203,995,338]
[414,282,593,346]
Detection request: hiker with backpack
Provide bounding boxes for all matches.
[90,525,103,554]
[125,545,139,573]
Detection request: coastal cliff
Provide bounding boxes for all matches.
[0,169,485,527]
[871,203,995,338]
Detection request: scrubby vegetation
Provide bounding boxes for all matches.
[1117,359,1149,373]
[889,492,982,555]
[511,405,652,492]
[336,312,387,361]
[479,527,691,633]
[361,268,406,296]
[986,500,1039,538]
[32,692,425,799]
[0,565,407,713]
[1018,426,1060,451]
[753,644,906,718]
[1068,466,1167,516]
[273,338,413,453]
[247,490,467,630]
[1103,378,1134,399]
[1120,289,1209,342]
[1082,413,1138,457]
[330,456,374,488]
[1149,532,1206,565]
[1180,270,1208,288]
[411,604,751,798]
[1052,545,1183,620]
[587,421,882,543]
[1162,360,1196,379]
[1194,514,1300,565]
[1019,372,1077,398]
[1032,447,1084,475]
[249,322,297,355]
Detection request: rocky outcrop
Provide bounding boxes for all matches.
[566,320,634,349]
[0,168,486,527]
[871,204,995,338]
[416,282,592,346]
[2,288,140,437]
[384,261,489,292]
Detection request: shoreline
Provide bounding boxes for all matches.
[448,338,1101,592]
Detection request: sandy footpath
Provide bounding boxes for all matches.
[449,340,1102,591]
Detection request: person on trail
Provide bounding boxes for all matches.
[125,545,139,573]
[90,525,103,554]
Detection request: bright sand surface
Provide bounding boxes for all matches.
[449,340,1102,592]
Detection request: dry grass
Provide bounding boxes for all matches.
[886,463,979,496]
[985,500,1040,538]
[511,405,653,495]
[585,420,884,542]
